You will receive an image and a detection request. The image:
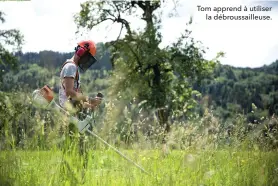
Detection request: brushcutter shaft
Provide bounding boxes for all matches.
[86,129,149,175]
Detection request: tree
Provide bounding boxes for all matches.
[0,11,24,82]
[74,0,221,144]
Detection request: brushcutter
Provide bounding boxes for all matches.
[31,85,149,175]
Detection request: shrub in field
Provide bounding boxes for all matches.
[252,115,278,150]
[0,91,67,150]
[1,90,277,152]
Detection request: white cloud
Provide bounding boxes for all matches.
[0,0,278,67]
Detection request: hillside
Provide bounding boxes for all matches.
[194,60,278,122]
[1,50,277,123]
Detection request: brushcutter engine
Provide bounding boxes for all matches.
[31,85,95,133]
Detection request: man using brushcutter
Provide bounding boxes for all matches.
[32,40,149,178]
[59,40,103,172]
[59,40,102,112]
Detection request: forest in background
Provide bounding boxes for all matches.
[1,49,277,124]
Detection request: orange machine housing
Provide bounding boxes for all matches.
[40,85,54,103]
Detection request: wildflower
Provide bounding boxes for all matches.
[185,154,195,163]
[204,170,215,179]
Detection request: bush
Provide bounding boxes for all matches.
[0,91,67,150]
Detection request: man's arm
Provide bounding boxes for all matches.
[63,77,87,101]
[62,63,102,108]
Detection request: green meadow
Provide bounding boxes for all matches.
[1,148,277,186]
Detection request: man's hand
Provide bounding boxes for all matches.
[88,96,102,109]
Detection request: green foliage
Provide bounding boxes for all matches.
[0,89,278,185]
[0,11,24,81]
[74,1,220,138]
[0,92,67,150]
[2,64,53,91]
[1,47,277,150]
[194,60,278,121]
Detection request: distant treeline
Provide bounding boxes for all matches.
[1,45,277,123]
[193,61,278,122]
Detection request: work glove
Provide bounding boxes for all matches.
[88,93,103,109]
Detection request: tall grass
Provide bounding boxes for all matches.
[1,149,277,185]
[0,92,278,185]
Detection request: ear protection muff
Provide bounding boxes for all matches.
[75,46,88,57]
[74,44,97,72]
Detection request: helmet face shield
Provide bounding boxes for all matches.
[78,52,97,72]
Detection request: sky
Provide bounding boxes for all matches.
[1,0,278,68]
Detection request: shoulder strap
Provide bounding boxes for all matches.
[60,60,80,90]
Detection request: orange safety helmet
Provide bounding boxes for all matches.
[77,40,97,56]
[75,40,98,72]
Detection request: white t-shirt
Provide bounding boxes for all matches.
[59,60,81,108]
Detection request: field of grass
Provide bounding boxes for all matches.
[1,148,278,186]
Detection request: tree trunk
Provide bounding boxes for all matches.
[141,2,170,144]
[157,109,170,144]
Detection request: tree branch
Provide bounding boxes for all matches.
[116,17,132,37]
[117,23,124,40]
[0,11,5,23]
[137,1,146,10]
[152,1,161,11]
[103,9,117,19]
[112,2,132,37]
[112,2,121,18]
[90,17,116,28]
[125,42,142,68]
